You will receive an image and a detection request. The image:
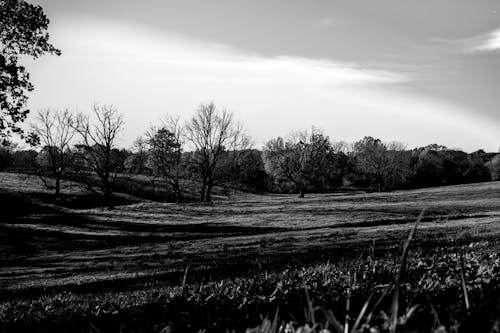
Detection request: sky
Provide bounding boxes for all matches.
[24,0,500,152]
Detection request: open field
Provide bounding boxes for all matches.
[1,173,500,332]
[2,173,500,291]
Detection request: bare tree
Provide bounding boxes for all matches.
[72,103,124,200]
[185,102,249,202]
[146,115,185,203]
[31,108,75,196]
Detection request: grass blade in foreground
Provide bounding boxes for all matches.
[389,209,425,333]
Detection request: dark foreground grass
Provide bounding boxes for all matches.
[1,239,499,333]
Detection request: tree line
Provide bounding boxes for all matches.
[2,1,499,202]
[263,130,499,197]
[1,103,499,202]
[1,103,251,203]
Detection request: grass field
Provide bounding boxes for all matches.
[1,172,500,332]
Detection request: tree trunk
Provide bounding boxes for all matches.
[206,182,213,203]
[299,188,305,198]
[175,184,181,204]
[103,178,112,204]
[199,179,207,202]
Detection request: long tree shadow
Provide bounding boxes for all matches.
[0,219,288,261]
[0,190,288,270]
[0,190,55,218]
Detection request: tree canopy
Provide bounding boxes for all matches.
[263,128,338,197]
[0,0,60,144]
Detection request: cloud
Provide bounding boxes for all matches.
[470,28,500,52]
[59,18,408,87]
[431,28,500,54]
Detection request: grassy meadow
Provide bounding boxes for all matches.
[1,172,500,332]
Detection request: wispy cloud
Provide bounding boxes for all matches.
[469,28,500,52]
[431,28,500,54]
[62,18,407,87]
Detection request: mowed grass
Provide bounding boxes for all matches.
[1,172,499,292]
[0,173,500,333]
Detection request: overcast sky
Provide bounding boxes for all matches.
[25,0,500,152]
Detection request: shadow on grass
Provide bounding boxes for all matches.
[30,192,138,209]
[0,190,55,218]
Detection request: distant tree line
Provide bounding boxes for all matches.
[263,132,499,196]
[1,103,499,202]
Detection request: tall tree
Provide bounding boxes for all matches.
[146,115,185,203]
[323,141,350,191]
[412,145,447,188]
[31,108,76,196]
[73,104,125,200]
[263,128,335,197]
[353,136,390,192]
[384,141,412,190]
[185,102,249,202]
[1,0,60,144]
